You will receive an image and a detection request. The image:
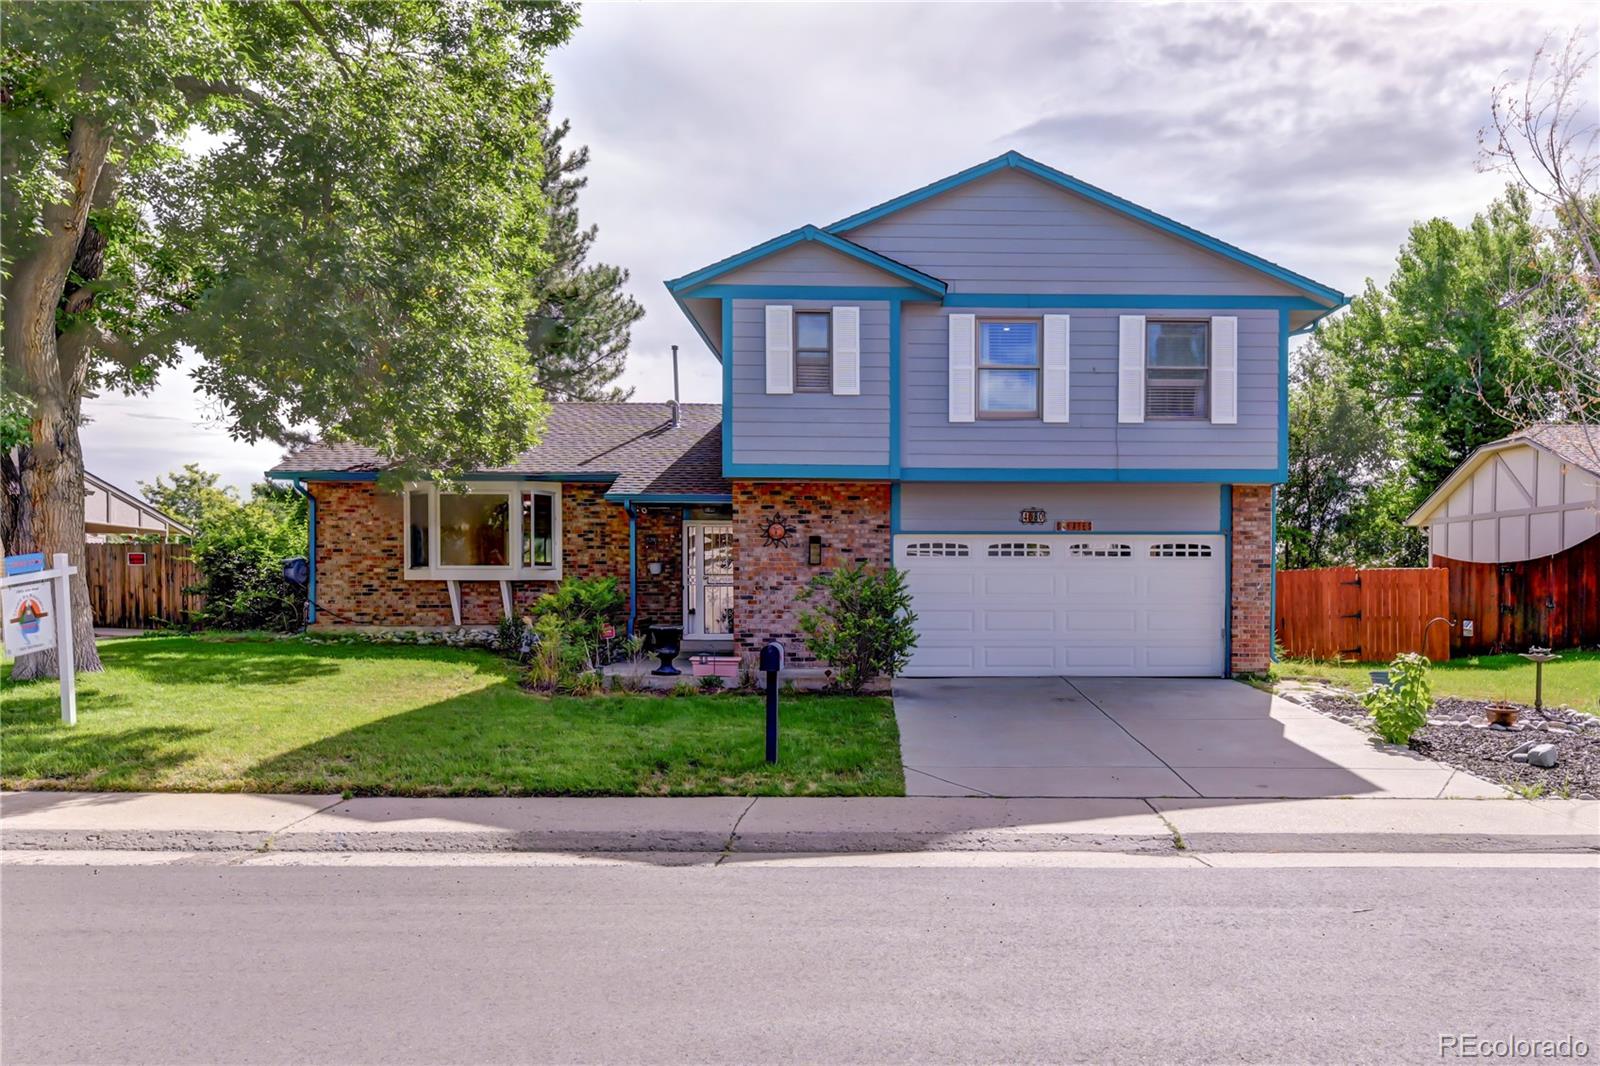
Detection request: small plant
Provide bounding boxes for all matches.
[495,615,533,661]
[781,679,798,698]
[698,674,725,693]
[737,654,759,692]
[671,679,698,698]
[1508,780,1547,800]
[1361,652,1432,744]
[566,669,603,697]
[614,634,650,694]
[797,564,918,694]
[529,616,567,693]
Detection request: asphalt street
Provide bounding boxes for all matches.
[3,856,1597,1065]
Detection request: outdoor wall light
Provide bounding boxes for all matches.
[647,561,663,576]
[808,535,823,566]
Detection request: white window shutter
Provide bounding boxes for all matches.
[765,305,793,395]
[1117,315,1145,424]
[832,306,860,396]
[947,313,975,422]
[1042,314,1070,423]
[1211,315,1238,424]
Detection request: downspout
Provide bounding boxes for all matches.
[626,501,638,638]
[1269,484,1279,663]
[290,480,316,626]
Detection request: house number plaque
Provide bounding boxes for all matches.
[1055,520,1092,532]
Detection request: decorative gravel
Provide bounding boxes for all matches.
[1290,687,1600,799]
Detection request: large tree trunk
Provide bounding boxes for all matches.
[3,116,111,678]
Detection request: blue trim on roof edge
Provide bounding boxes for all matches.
[683,284,940,302]
[897,467,1285,484]
[943,294,1325,310]
[825,151,1345,307]
[666,225,947,296]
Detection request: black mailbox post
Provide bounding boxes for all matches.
[759,641,784,763]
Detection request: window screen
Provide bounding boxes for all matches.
[1146,321,1209,419]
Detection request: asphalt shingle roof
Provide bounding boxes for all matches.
[1511,423,1600,476]
[269,402,729,498]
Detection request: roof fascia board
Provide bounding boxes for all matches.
[666,225,946,296]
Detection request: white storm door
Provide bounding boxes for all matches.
[684,522,734,636]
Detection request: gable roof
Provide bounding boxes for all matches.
[1405,423,1600,526]
[84,471,194,536]
[268,403,729,500]
[827,150,1345,308]
[666,224,947,297]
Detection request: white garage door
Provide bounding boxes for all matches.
[895,534,1226,677]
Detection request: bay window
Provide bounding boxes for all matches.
[402,482,561,579]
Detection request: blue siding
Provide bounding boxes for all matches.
[899,304,1280,473]
[729,299,891,467]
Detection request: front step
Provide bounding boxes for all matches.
[681,635,735,656]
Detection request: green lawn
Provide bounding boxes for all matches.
[1275,649,1600,714]
[1,635,904,796]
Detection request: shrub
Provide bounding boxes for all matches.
[613,634,650,693]
[796,564,918,694]
[531,576,625,652]
[1361,652,1432,744]
[566,670,603,697]
[671,679,698,698]
[495,615,533,661]
[188,493,308,631]
[529,615,568,693]
[698,674,725,693]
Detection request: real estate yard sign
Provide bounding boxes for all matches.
[2,552,79,724]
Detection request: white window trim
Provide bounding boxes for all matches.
[402,480,563,582]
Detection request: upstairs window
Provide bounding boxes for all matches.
[1146,321,1209,419]
[794,311,832,393]
[977,319,1040,418]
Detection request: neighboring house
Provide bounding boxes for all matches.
[270,150,1346,676]
[84,471,193,541]
[1405,424,1600,654]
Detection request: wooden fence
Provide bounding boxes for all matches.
[1437,534,1600,656]
[84,542,203,629]
[1276,567,1451,662]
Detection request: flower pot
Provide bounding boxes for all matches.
[1486,702,1519,728]
[691,655,741,680]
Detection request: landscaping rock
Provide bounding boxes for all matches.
[1510,752,1530,763]
[1527,744,1559,768]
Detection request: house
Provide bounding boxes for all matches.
[84,471,193,541]
[1405,423,1600,654]
[269,150,1346,677]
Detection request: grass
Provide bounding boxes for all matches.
[1274,649,1600,715]
[1,635,904,796]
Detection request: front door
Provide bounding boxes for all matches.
[684,522,734,636]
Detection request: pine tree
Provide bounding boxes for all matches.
[525,104,645,402]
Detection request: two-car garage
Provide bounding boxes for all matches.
[894,533,1227,677]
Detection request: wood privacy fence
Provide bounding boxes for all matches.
[84,542,203,629]
[1276,567,1451,662]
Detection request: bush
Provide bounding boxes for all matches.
[188,493,308,631]
[698,674,725,693]
[495,615,533,661]
[671,679,698,698]
[531,576,625,658]
[528,615,568,693]
[797,564,918,694]
[1361,652,1432,744]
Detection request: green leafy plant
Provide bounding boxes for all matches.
[797,564,919,695]
[188,492,309,632]
[566,670,603,698]
[495,615,533,661]
[671,679,698,698]
[1361,652,1433,744]
[531,576,625,654]
[698,674,725,693]
[613,634,650,694]
[528,615,568,693]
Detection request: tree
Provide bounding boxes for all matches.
[523,104,645,401]
[139,463,240,530]
[1279,344,1401,569]
[2,1,577,678]
[1315,188,1560,547]
[1479,31,1600,466]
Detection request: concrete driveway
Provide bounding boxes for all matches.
[892,677,1507,799]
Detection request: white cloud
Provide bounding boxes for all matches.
[83,1,1595,490]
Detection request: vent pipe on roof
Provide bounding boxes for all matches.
[669,344,681,428]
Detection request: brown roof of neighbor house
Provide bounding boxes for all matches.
[1509,423,1600,476]
[268,402,729,499]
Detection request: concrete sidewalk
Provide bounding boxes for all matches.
[4,791,1597,855]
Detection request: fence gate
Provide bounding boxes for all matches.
[1276,567,1450,662]
[84,542,203,629]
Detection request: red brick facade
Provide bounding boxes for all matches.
[308,481,679,628]
[730,481,892,662]
[1229,484,1274,675]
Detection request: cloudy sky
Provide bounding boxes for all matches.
[82,1,1594,496]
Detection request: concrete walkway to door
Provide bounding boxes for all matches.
[893,677,1508,799]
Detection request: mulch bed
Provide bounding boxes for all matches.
[1292,688,1600,799]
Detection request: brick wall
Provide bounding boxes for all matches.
[1230,484,1274,675]
[633,505,682,631]
[730,481,892,662]
[308,481,642,628]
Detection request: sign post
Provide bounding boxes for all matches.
[3,551,78,725]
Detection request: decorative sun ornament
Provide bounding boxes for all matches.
[761,514,795,548]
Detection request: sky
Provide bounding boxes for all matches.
[80,1,1596,499]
